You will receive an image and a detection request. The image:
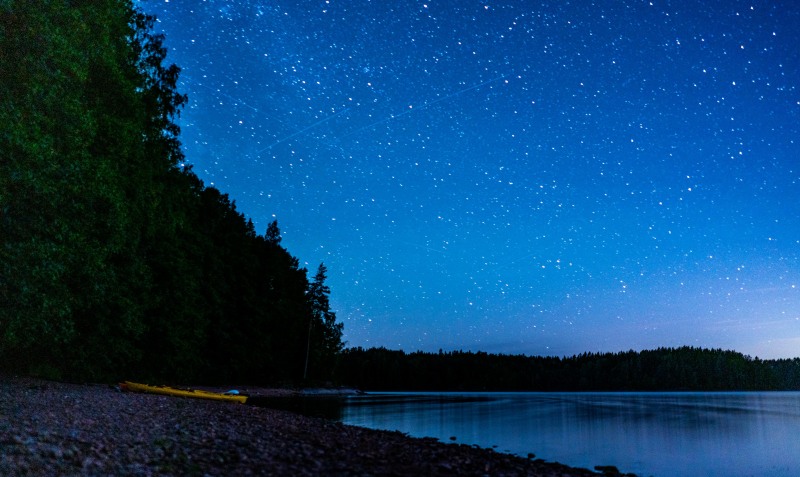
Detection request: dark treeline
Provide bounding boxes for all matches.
[338,346,800,391]
[0,1,342,383]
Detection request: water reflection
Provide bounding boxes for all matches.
[337,392,800,477]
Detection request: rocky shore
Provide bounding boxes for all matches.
[0,376,628,476]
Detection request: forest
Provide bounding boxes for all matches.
[337,346,800,391]
[0,1,343,383]
[4,2,799,393]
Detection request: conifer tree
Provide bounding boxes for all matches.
[305,263,344,380]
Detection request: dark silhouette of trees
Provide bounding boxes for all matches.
[305,264,345,381]
[0,1,344,384]
[265,220,282,245]
[338,347,800,391]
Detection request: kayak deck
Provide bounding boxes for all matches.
[120,381,248,404]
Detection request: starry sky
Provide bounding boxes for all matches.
[141,0,800,359]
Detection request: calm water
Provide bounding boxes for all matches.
[335,392,800,477]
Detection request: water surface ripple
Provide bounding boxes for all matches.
[338,392,800,477]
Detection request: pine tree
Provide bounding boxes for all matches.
[265,220,282,245]
[304,263,344,380]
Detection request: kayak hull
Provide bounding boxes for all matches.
[120,381,248,403]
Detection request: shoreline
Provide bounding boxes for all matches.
[1,375,631,476]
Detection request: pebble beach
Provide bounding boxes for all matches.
[0,375,627,476]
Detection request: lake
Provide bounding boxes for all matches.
[331,392,800,477]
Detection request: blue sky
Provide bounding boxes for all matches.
[142,0,800,358]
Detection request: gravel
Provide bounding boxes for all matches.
[0,375,627,476]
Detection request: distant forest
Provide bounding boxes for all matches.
[0,1,342,383]
[338,346,800,391]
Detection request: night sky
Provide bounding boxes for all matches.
[142,0,800,359]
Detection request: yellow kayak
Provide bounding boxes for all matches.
[120,381,248,404]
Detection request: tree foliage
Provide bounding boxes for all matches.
[0,0,343,383]
[305,264,345,380]
[338,346,800,391]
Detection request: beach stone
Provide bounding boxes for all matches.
[0,375,618,476]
